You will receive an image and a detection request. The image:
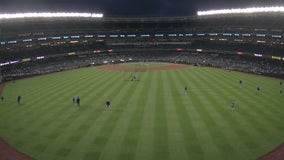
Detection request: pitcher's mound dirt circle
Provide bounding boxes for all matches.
[97,63,190,71]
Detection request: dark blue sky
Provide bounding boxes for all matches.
[0,0,284,17]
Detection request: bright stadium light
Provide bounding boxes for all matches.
[197,6,284,16]
[0,12,103,19]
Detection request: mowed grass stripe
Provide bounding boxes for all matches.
[203,69,266,158]
[197,68,283,157]
[0,69,98,148]
[26,69,117,158]
[216,72,284,155]
[212,69,284,132]
[169,72,205,159]
[174,68,226,159]
[42,69,124,159]
[2,67,99,103]
[188,68,254,159]
[169,69,228,159]
[219,70,284,132]
[153,71,170,160]
[180,67,264,159]
[135,71,156,160]
[216,69,284,115]
[28,68,123,159]
[81,74,140,160]
[49,70,125,160]
[29,69,116,159]
[206,68,284,141]
[184,67,284,158]
[0,68,103,125]
[162,71,190,160]
[117,72,151,160]
[2,69,106,140]
[212,69,284,136]
[186,67,266,159]
[0,67,103,139]
[89,72,141,160]
[192,69,282,120]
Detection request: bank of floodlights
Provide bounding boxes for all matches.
[197,6,284,16]
[0,12,103,19]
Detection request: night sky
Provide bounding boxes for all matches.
[0,0,284,17]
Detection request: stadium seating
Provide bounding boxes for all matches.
[1,14,284,80]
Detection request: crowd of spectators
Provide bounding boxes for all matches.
[177,52,284,78]
[1,51,284,81]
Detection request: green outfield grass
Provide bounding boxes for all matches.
[0,64,284,160]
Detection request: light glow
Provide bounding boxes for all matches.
[272,56,281,60]
[22,58,31,62]
[0,62,10,66]
[10,60,19,64]
[254,54,263,57]
[198,6,284,16]
[0,12,103,19]
[196,49,203,52]
[236,51,243,55]
[37,56,45,60]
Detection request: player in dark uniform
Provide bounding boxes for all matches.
[17,95,21,104]
[239,80,242,87]
[280,90,283,94]
[131,76,136,81]
[184,86,188,93]
[231,99,236,111]
[1,96,4,103]
[257,86,260,93]
[72,97,75,104]
[76,97,80,106]
[106,100,111,109]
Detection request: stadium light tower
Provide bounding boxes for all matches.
[0,12,103,19]
[197,6,284,16]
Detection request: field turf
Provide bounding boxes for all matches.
[0,64,284,160]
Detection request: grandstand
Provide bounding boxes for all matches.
[1,12,284,80]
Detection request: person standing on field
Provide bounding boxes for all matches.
[106,100,111,109]
[17,95,21,104]
[76,97,80,106]
[72,97,76,104]
[1,96,4,103]
[231,99,236,112]
[184,86,188,93]
[257,86,260,94]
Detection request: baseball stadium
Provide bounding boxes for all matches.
[0,7,284,160]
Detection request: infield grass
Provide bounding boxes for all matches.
[0,64,284,160]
